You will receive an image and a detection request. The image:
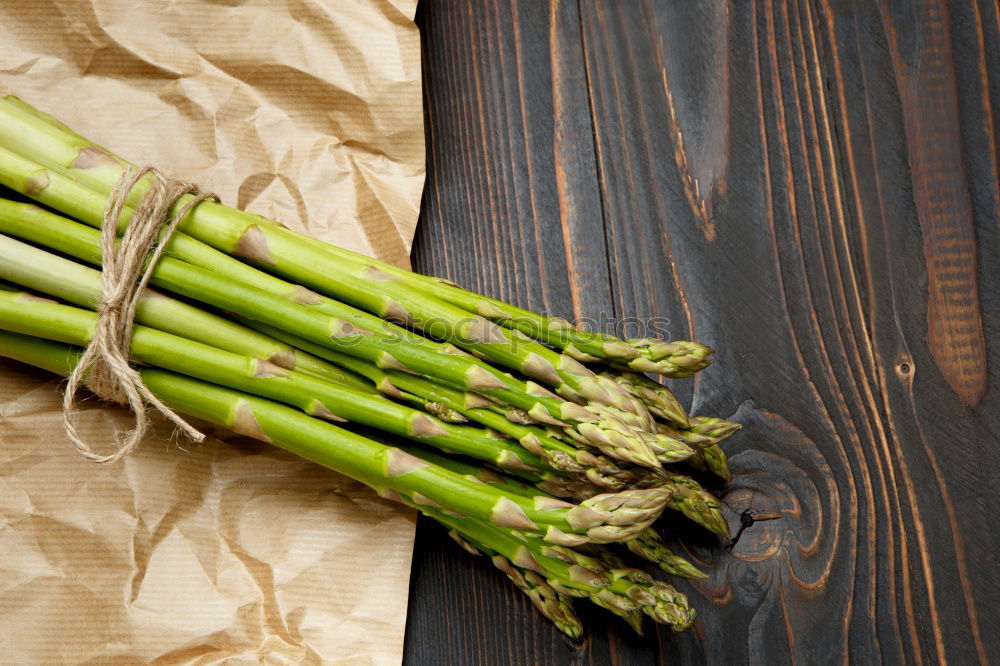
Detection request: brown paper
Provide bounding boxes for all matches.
[0,0,424,662]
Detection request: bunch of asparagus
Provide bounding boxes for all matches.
[0,95,740,637]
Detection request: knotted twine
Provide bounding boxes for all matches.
[63,165,218,464]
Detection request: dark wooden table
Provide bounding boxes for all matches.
[404,1,999,664]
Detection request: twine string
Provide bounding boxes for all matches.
[63,165,217,464]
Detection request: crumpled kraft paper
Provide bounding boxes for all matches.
[0,0,423,663]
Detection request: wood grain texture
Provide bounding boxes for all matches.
[405,0,1000,664]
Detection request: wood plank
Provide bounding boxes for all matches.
[405,1,642,663]
[577,0,999,663]
[407,0,1000,663]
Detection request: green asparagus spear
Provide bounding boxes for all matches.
[0,290,548,473]
[0,329,674,543]
[0,211,667,470]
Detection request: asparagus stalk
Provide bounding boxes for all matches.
[0,233,725,533]
[0,222,550,417]
[421,506,697,633]
[0,166,441,353]
[235,322,602,468]
[0,281,644,492]
[368,469,696,634]
[0,233,370,393]
[665,475,731,537]
[0,329,675,543]
[397,445,589,500]
[689,444,730,482]
[617,339,715,377]
[285,249,712,377]
[656,417,738,481]
[0,93,696,380]
[404,447,707,579]
[657,416,742,449]
[0,210,672,469]
[0,327,699,636]
[0,115,636,410]
[0,290,549,473]
[0,211,671,470]
[603,370,690,428]
[625,530,708,579]
[0,96,691,395]
[0,95,739,635]
[233,320,664,487]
